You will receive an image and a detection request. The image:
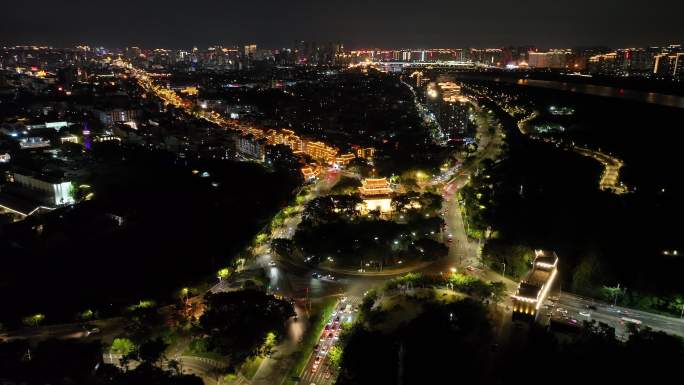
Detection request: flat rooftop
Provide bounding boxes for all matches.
[517,282,541,299]
[524,268,551,287]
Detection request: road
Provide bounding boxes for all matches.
[554,293,684,339]
[299,296,362,385]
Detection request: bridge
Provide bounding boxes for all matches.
[351,60,486,72]
[512,250,559,321]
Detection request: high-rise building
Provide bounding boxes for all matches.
[244,44,257,56]
[527,50,572,69]
[588,52,618,75]
[674,53,684,79]
[615,48,654,75]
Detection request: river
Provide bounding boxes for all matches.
[452,74,684,109]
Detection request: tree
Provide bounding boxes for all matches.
[197,290,295,365]
[111,338,137,356]
[330,176,362,195]
[22,313,45,327]
[571,255,602,294]
[482,240,534,279]
[138,338,168,365]
[489,281,507,303]
[328,345,343,369]
[602,285,625,305]
[78,309,95,322]
[217,267,231,281]
[123,303,162,343]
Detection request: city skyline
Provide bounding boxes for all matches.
[2,0,684,49]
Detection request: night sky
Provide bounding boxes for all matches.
[2,0,683,49]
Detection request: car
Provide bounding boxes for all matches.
[268,261,277,267]
[334,316,341,323]
[311,273,321,279]
[320,347,328,355]
[340,296,347,302]
[324,324,331,331]
[579,311,591,317]
[313,344,320,351]
[586,305,598,311]
[327,333,334,339]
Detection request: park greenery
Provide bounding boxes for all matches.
[192,290,295,370]
[459,97,684,317]
[382,272,507,303]
[0,338,202,385]
[336,277,684,385]
[337,293,494,385]
[0,146,300,327]
[275,192,448,269]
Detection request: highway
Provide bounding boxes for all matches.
[555,293,684,339]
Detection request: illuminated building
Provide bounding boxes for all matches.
[528,50,572,69]
[12,172,74,206]
[675,53,684,79]
[180,86,199,96]
[236,134,266,161]
[655,52,684,78]
[301,166,320,181]
[244,44,257,56]
[96,109,139,126]
[355,147,375,160]
[588,52,618,75]
[60,135,79,144]
[358,178,393,213]
[334,153,356,167]
[512,250,559,321]
[303,140,338,163]
[19,137,51,149]
[615,48,653,74]
[93,135,122,143]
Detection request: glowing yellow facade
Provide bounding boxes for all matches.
[358,178,393,213]
[130,63,376,168]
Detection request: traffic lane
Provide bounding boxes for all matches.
[558,295,684,337]
[556,299,681,339]
[308,304,360,385]
[2,318,124,343]
[301,297,361,385]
